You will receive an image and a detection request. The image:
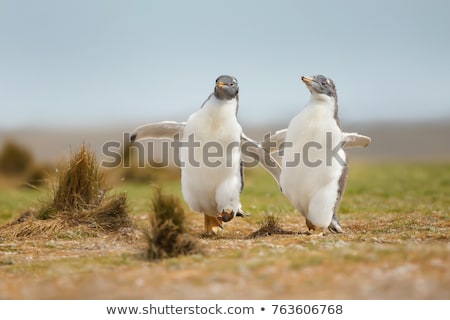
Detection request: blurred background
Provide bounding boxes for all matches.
[0,1,449,300]
[1,0,449,167]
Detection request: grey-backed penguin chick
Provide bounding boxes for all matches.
[280,75,348,234]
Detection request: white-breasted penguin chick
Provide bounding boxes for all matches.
[280,74,348,234]
[130,76,275,234]
[180,75,242,233]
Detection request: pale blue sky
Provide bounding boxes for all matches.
[1,0,449,130]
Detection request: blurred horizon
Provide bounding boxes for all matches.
[1,119,449,163]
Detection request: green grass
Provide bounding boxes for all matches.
[0,188,45,224]
[342,162,450,215]
[1,161,449,229]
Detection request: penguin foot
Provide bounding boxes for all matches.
[218,209,235,223]
[328,217,344,233]
[305,219,327,236]
[236,209,250,218]
[328,222,343,233]
[305,218,316,231]
[306,228,327,237]
[204,214,223,234]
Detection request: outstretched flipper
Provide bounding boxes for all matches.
[342,132,372,148]
[241,132,281,184]
[261,128,288,153]
[262,129,372,154]
[130,121,186,142]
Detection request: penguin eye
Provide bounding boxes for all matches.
[230,83,235,87]
[321,81,327,86]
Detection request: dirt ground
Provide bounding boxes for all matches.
[1,210,449,300]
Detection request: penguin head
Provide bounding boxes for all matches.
[301,75,336,98]
[214,75,239,100]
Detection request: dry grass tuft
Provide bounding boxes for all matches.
[0,140,51,188]
[145,187,200,260]
[1,210,70,238]
[247,215,297,238]
[50,144,104,213]
[0,140,33,176]
[0,145,133,238]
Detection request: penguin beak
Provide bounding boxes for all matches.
[301,76,314,84]
[217,81,226,88]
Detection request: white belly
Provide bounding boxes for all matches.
[180,97,242,216]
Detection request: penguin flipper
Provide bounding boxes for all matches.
[130,121,186,142]
[240,133,281,185]
[342,133,372,148]
[261,129,288,154]
[262,128,371,152]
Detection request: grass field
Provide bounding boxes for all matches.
[0,161,449,299]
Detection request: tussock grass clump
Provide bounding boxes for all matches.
[51,144,103,213]
[0,145,133,238]
[0,140,33,176]
[0,140,50,188]
[145,188,200,260]
[247,215,296,238]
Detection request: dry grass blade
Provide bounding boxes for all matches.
[145,187,200,260]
